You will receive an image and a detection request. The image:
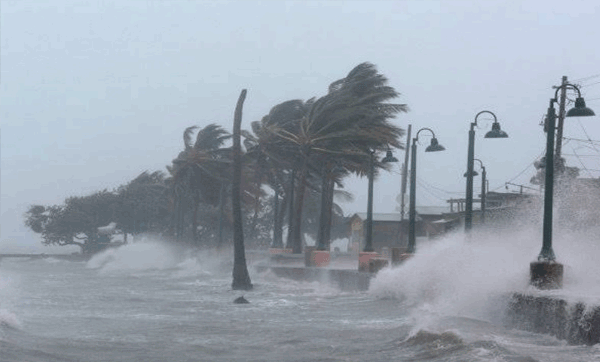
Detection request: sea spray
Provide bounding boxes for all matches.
[369,228,540,323]
[0,268,22,336]
[0,309,21,331]
[370,221,600,348]
[86,236,194,273]
[551,227,600,301]
[85,236,243,279]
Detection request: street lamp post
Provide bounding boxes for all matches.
[359,149,398,272]
[531,83,595,289]
[407,128,445,254]
[364,150,398,252]
[465,111,508,232]
[364,151,376,253]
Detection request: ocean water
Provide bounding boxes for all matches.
[2,233,600,362]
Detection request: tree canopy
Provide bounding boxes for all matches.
[24,62,408,258]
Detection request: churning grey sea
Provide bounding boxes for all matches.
[2,232,600,362]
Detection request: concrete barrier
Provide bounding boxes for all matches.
[506,293,600,345]
[358,251,380,272]
[254,265,372,291]
[269,251,303,265]
[368,258,389,274]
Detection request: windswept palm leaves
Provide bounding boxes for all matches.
[167,62,407,257]
[243,100,311,248]
[167,124,232,243]
[268,62,407,253]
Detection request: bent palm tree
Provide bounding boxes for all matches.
[273,62,407,253]
[232,89,253,291]
[167,124,232,244]
[243,100,310,248]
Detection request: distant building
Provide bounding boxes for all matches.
[444,191,541,228]
[348,206,455,254]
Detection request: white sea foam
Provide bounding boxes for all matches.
[371,222,600,331]
[0,270,21,333]
[85,237,237,279]
[371,228,540,321]
[86,238,184,273]
[0,308,21,330]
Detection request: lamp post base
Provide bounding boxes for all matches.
[530,261,563,289]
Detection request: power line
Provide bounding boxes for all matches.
[580,80,600,88]
[563,137,600,145]
[570,147,595,178]
[572,74,600,83]
[571,143,599,153]
[416,179,452,201]
[576,119,600,154]
[505,160,538,184]
[491,152,544,192]
[561,153,600,158]
[418,177,462,195]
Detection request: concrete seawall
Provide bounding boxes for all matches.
[254,265,373,291]
[0,253,89,262]
[506,293,600,345]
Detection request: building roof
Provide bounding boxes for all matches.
[351,206,450,222]
[413,206,452,215]
[353,213,401,222]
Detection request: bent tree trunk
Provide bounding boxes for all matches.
[291,154,309,254]
[271,188,284,248]
[316,167,330,250]
[192,192,200,245]
[285,170,295,249]
[324,175,335,249]
[231,89,253,291]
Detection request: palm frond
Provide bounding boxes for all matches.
[194,124,231,151]
[183,126,198,150]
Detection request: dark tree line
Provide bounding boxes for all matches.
[24,62,408,289]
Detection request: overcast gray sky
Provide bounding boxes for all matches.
[2,0,600,252]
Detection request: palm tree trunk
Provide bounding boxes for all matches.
[285,170,295,249]
[218,184,226,249]
[249,190,262,240]
[272,188,284,248]
[291,155,309,254]
[231,89,253,291]
[192,192,199,245]
[316,168,330,250]
[175,193,183,242]
[273,186,288,248]
[324,176,335,250]
[179,194,186,243]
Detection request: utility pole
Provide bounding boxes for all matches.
[400,124,412,221]
[480,166,486,224]
[554,76,568,162]
[398,124,411,245]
